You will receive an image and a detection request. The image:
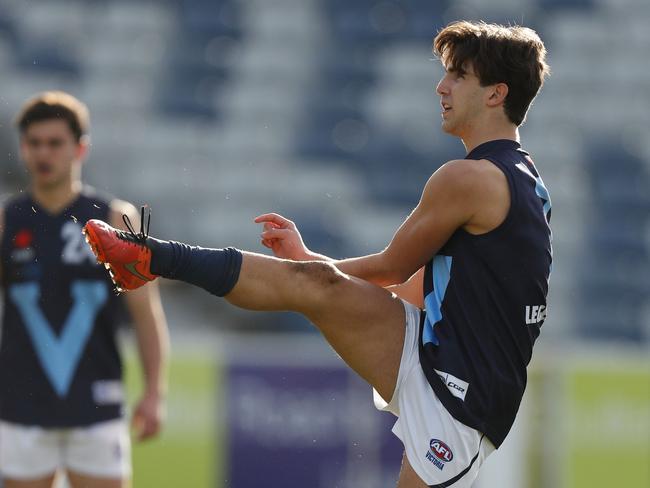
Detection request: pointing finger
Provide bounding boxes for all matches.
[254,213,294,228]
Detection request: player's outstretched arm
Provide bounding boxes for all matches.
[258,160,487,288]
[334,158,509,286]
[256,213,425,306]
[110,201,169,441]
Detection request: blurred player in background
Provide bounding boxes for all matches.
[83,21,551,487]
[0,92,169,488]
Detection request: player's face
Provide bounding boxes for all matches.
[20,119,85,189]
[436,62,485,137]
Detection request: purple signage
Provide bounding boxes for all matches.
[226,363,403,487]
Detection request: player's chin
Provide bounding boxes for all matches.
[33,175,61,188]
[440,121,455,134]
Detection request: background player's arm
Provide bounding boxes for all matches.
[258,159,498,287]
[110,200,170,441]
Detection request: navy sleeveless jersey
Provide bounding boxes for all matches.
[420,139,552,448]
[0,188,124,427]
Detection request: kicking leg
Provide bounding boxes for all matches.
[227,252,406,401]
[397,453,429,488]
[83,220,406,402]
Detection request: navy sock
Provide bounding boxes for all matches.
[148,238,242,297]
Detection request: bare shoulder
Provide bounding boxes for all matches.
[425,159,509,234]
[108,199,139,230]
[425,158,504,197]
[439,158,505,184]
[452,159,510,233]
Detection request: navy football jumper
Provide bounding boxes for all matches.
[420,139,552,448]
[0,189,123,427]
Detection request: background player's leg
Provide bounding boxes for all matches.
[225,252,406,401]
[64,419,131,488]
[3,474,57,488]
[66,471,127,488]
[396,453,429,488]
[0,422,61,488]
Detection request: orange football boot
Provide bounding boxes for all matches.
[83,206,157,292]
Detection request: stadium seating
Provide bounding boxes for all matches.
[157,0,243,119]
[577,137,650,341]
[0,0,647,340]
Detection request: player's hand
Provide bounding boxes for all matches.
[254,213,313,261]
[131,391,165,442]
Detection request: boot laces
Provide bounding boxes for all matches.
[117,206,151,244]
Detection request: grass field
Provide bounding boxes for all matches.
[124,347,223,488]
[565,365,650,488]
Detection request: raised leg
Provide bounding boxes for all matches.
[226,252,406,401]
[396,452,429,488]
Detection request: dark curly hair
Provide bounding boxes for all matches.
[434,21,550,126]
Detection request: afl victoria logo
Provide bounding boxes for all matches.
[429,439,453,462]
[11,229,35,263]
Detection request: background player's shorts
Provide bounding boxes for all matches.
[374,300,495,487]
[0,418,131,480]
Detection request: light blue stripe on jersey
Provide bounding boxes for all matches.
[515,162,551,219]
[9,281,108,397]
[535,176,551,218]
[423,255,453,346]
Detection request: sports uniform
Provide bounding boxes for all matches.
[0,188,130,479]
[81,139,552,487]
[376,139,552,486]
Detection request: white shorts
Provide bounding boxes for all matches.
[0,419,131,480]
[374,301,495,487]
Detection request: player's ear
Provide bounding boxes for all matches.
[77,134,90,162]
[486,82,508,107]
